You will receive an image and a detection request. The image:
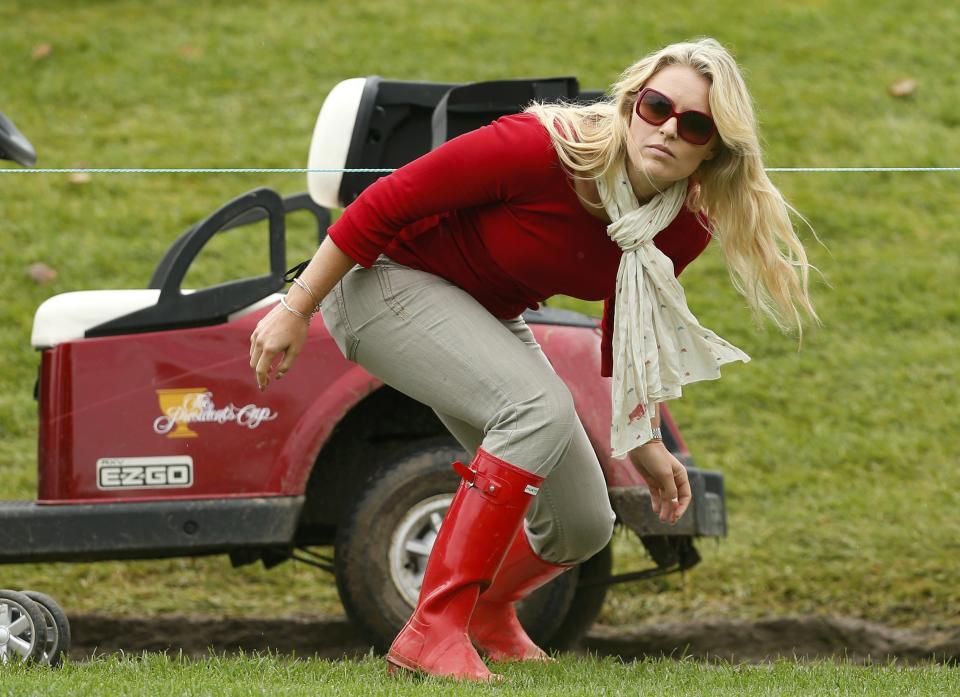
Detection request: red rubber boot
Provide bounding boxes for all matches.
[386,448,545,681]
[469,527,572,661]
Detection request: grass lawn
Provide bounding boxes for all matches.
[4,654,960,697]
[0,0,958,637]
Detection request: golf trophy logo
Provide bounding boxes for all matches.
[154,388,279,439]
[154,388,208,439]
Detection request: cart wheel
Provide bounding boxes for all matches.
[22,591,71,667]
[542,541,612,651]
[335,436,584,652]
[0,589,47,664]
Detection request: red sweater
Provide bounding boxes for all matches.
[327,112,712,377]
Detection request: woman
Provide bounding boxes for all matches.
[249,37,818,681]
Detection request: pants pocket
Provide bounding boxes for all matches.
[373,260,410,321]
[320,281,360,362]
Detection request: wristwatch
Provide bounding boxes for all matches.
[649,427,663,442]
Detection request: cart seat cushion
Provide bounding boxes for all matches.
[307,77,367,210]
[31,290,280,348]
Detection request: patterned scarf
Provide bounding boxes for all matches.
[597,162,751,457]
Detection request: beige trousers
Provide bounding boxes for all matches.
[320,255,615,564]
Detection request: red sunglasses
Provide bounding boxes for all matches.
[634,87,717,146]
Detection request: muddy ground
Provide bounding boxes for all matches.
[67,614,960,665]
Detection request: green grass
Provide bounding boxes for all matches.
[3,654,960,697]
[1,0,959,638]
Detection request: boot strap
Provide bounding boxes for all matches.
[452,461,533,499]
[453,461,505,497]
[452,460,475,483]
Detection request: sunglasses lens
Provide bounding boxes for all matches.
[637,91,672,124]
[637,88,716,145]
[678,112,715,145]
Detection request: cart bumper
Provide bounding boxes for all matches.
[608,466,727,537]
[0,496,303,564]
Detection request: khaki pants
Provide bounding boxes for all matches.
[320,256,615,564]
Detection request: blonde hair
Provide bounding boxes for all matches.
[525,37,819,336]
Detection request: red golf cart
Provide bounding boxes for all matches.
[0,76,727,665]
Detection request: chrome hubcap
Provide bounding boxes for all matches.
[389,494,453,608]
[0,599,36,663]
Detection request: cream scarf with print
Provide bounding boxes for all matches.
[598,163,751,457]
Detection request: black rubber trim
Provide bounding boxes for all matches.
[335,76,591,205]
[608,467,727,538]
[87,187,287,338]
[430,76,578,150]
[217,191,330,246]
[338,76,384,207]
[143,192,328,292]
[0,496,304,564]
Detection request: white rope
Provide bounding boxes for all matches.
[2,167,960,174]
[0,167,395,174]
[765,167,960,172]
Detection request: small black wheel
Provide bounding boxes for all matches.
[0,589,47,664]
[22,591,71,667]
[335,436,599,652]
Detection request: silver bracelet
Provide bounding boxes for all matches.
[292,277,320,311]
[639,426,663,445]
[279,295,312,322]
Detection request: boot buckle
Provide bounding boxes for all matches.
[452,461,476,486]
[474,474,502,497]
[452,462,504,496]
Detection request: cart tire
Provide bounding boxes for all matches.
[542,541,612,651]
[334,436,585,653]
[22,591,71,667]
[0,589,47,664]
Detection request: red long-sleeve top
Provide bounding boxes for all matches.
[327,112,713,377]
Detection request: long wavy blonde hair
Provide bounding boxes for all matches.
[525,37,819,335]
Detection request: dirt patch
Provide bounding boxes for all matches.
[586,616,960,665]
[67,614,960,665]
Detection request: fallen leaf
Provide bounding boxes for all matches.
[28,262,58,284]
[888,78,917,98]
[31,43,52,60]
[68,171,92,184]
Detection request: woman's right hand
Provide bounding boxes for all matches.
[249,302,310,391]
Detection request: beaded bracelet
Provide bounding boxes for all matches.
[279,295,312,323]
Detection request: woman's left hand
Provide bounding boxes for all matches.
[249,302,310,391]
[628,441,692,525]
